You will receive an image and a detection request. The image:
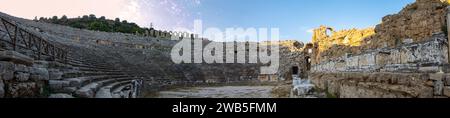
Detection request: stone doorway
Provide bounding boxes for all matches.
[292,66,299,75]
[305,56,311,71]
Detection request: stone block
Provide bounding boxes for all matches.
[425,80,434,87]
[7,82,39,98]
[444,86,450,97]
[14,72,30,82]
[429,73,444,81]
[0,61,14,80]
[49,94,74,98]
[14,64,29,73]
[434,80,444,96]
[33,61,49,68]
[30,67,49,81]
[0,51,34,66]
[49,80,70,90]
[0,80,4,98]
[420,66,440,73]
[445,76,450,86]
[75,89,94,98]
[48,69,63,80]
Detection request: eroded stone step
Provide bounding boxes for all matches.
[49,75,129,93]
[95,80,133,98]
[74,78,132,98]
[48,93,74,98]
[67,62,113,70]
[62,71,125,78]
[112,84,131,98]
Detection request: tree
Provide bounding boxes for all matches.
[82,15,89,20]
[61,15,68,20]
[51,16,58,23]
[61,15,68,23]
[88,21,110,32]
[115,18,121,22]
[99,16,106,20]
[52,16,58,20]
[89,14,96,20]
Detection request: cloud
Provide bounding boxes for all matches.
[0,0,202,30]
[306,29,314,34]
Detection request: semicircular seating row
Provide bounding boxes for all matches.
[48,52,141,98]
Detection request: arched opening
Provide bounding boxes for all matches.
[305,56,311,71]
[292,66,299,75]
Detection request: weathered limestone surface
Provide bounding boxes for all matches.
[6,82,41,98]
[0,79,4,98]
[444,86,450,97]
[0,51,34,66]
[311,26,375,64]
[311,0,449,64]
[48,69,63,80]
[0,53,47,98]
[312,34,448,73]
[0,61,14,80]
[29,67,49,81]
[49,94,74,98]
[365,0,448,49]
[277,40,309,80]
[311,72,435,98]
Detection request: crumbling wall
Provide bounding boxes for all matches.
[363,0,448,49]
[276,40,310,80]
[311,26,375,64]
[311,0,449,65]
[312,33,448,73]
[0,51,50,98]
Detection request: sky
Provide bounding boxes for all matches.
[0,0,415,43]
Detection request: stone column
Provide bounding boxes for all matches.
[447,6,450,63]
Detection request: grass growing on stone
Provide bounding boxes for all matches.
[325,90,337,98]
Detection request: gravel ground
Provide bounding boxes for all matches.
[156,86,276,98]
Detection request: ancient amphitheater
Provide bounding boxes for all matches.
[1,0,450,98]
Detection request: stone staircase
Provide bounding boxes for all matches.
[0,14,144,98]
[47,54,141,98]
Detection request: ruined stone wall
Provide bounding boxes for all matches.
[311,26,375,64]
[276,40,310,80]
[311,0,449,65]
[363,0,448,49]
[310,72,438,98]
[0,51,50,98]
[309,33,450,98]
[312,33,448,73]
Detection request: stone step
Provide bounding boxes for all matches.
[67,62,113,70]
[77,67,122,73]
[74,78,132,98]
[0,50,34,66]
[111,84,132,98]
[62,71,125,78]
[49,93,74,98]
[49,75,128,93]
[66,58,114,66]
[95,80,133,98]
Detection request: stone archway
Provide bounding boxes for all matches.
[305,56,311,71]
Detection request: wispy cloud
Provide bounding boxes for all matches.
[306,29,314,34]
[0,0,202,30]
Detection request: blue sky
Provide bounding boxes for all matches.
[185,0,415,42]
[0,0,416,43]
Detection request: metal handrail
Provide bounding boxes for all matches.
[0,17,68,63]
